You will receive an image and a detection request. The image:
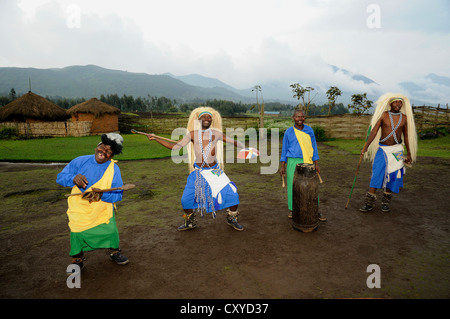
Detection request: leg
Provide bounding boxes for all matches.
[226,205,244,231]
[360,148,385,212]
[178,208,197,231]
[287,158,303,217]
[109,248,129,265]
[360,189,377,212]
[67,251,86,275]
[318,194,326,221]
[381,188,393,212]
[179,176,199,230]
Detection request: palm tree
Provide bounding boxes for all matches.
[251,85,265,128]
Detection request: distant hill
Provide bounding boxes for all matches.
[0,65,252,103]
[1,65,446,107]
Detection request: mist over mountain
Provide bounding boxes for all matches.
[166,65,381,106]
[0,65,447,107]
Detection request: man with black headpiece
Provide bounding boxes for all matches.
[57,133,129,274]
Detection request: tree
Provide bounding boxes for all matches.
[9,88,16,101]
[290,83,306,111]
[348,93,373,115]
[290,83,316,116]
[326,86,342,115]
[251,85,265,128]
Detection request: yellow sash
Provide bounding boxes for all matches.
[67,160,116,233]
[294,127,313,164]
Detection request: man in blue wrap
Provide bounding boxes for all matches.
[147,107,247,231]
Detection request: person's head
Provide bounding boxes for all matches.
[188,107,222,132]
[292,109,306,127]
[95,133,123,164]
[198,110,213,129]
[186,106,223,172]
[389,97,403,113]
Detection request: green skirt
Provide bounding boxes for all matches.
[69,213,120,256]
[286,158,319,211]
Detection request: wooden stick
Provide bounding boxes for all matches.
[65,184,135,197]
[282,175,286,188]
[345,125,372,209]
[317,172,323,184]
[345,156,363,209]
[131,129,177,143]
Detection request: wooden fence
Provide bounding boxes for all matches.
[412,104,449,131]
[0,121,93,137]
[2,104,447,139]
[120,113,373,139]
[120,106,449,140]
[303,114,371,139]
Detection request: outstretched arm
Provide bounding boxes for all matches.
[147,132,192,150]
[221,132,246,149]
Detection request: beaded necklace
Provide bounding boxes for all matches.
[198,129,212,168]
[194,128,216,217]
[380,112,402,144]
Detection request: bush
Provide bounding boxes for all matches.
[0,127,19,139]
[312,125,327,141]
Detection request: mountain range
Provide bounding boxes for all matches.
[0,65,448,107]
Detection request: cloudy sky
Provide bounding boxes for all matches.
[1,0,449,104]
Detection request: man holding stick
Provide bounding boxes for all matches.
[359,93,417,213]
[280,109,325,221]
[146,106,247,231]
[57,133,129,274]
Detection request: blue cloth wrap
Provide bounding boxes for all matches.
[181,163,239,212]
[369,145,404,193]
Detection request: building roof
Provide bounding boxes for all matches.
[0,91,69,122]
[67,98,120,118]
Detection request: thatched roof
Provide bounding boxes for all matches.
[0,91,69,122]
[67,98,121,118]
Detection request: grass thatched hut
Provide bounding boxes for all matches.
[67,98,121,134]
[0,91,69,123]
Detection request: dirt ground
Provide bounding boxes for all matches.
[0,142,449,304]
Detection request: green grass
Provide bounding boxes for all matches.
[1,133,449,161]
[322,134,450,158]
[0,134,174,162]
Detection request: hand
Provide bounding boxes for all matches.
[404,155,412,164]
[146,133,156,141]
[280,162,286,176]
[82,191,102,203]
[73,174,88,188]
[360,149,366,157]
[315,164,320,174]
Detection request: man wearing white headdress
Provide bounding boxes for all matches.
[359,93,417,212]
[147,106,247,231]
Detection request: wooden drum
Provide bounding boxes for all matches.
[292,163,319,232]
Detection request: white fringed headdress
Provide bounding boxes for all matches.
[364,93,417,163]
[186,106,224,173]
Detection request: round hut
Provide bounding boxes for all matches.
[67,98,121,134]
[0,91,69,137]
[0,91,68,123]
